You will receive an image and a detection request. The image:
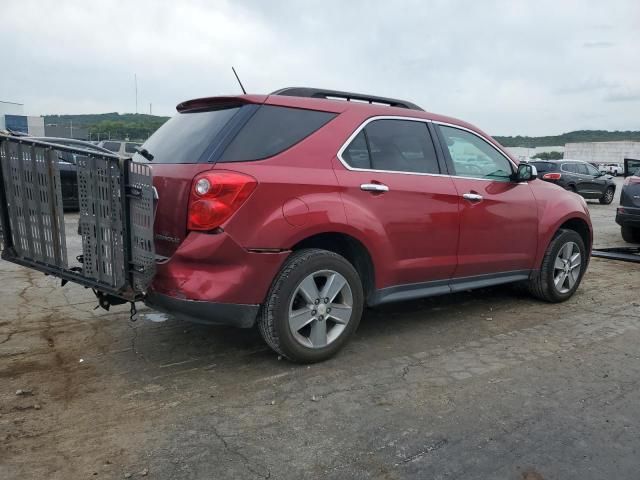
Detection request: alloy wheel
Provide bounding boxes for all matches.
[604,188,614,203]
[553,241,581,294]
[288,270,353,348]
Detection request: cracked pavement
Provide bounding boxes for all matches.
[1,177,639,479]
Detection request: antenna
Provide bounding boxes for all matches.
[232,66,247,94]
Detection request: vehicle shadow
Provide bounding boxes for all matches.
[131,284,540,368]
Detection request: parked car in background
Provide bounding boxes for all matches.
[617,158,640,243]
[125,87,594,363]
[98,140,142,157]
[531,159,616,204]
[599,163,623,176]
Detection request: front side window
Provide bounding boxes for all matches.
[438,125,513,181]
[341,119,440,174]
[576,163,589,175]
[585,163,600,176]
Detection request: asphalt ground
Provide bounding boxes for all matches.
[1,177,639,480]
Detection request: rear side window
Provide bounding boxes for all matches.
[342,131,370,169]
[102,141,121,152]
[134,107,240,164]
[342,119,440,174]
[530,162,555,173]
[219,106,336,162]
[561,163,576,173]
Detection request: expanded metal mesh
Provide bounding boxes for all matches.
[0,135,155,299]
[77,155,127,289]
[127,161,155,291]
[0,140,67,267]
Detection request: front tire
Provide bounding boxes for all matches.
[621,226,640,243]
[599,186,615,205]
[258,249,364,363]
[528,229,587,302]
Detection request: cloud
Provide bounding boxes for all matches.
[555,77,618,94]
[1,0,639,135]
[583,41,615,48]
[605,90,640,102]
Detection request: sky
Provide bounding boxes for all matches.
[2,0,639,136]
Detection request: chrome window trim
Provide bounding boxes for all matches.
[336,115,518,182]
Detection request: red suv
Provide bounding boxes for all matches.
[138,87,592,363]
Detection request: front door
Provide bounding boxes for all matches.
[334,118,460,289]
[435,124,538,278]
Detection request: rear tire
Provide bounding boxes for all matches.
[567,185,577,193]
[528,229,587,303]
[599,186,615,205]
[621,226,640,244]
[258,248,364,363]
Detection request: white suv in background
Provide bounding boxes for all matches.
[599,163,623,176]
[97,140,142,157]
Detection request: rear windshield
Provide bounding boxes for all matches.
[134,104,335,164]
[134,107,240,164]
[530,161,556,173]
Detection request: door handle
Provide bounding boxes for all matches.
[360,183,389,193]
[462,193,483,202]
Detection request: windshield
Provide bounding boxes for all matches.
[133,107,240,164]
[530,161,555,173]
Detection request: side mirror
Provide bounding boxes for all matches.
[624,158,640,178]
[513,163,537,182]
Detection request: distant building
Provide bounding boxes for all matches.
[0,100,45,136]
[506,146,565,162]
[563,142,640,165]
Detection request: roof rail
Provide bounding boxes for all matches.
[271,87,424,111]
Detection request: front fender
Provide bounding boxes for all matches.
[531,181,593,268]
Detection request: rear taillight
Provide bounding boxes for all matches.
[187,171,257,231]
[543,172,562,180]
[624,176,640,186]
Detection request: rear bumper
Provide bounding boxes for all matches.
[147,230,289,326]
[616,207,640,228]
[144,290,259,328]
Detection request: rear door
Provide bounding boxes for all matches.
[584,162,607,196]
[575,162,603,198]
[334,118,459,287]
[435,124,538,278]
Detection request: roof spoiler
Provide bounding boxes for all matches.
[271,87,424,111]
[176,95,266,113]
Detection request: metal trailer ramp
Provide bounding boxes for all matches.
[0,134,155,302]
[592,247,640,264]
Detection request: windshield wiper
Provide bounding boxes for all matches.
[135,147,154,161]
